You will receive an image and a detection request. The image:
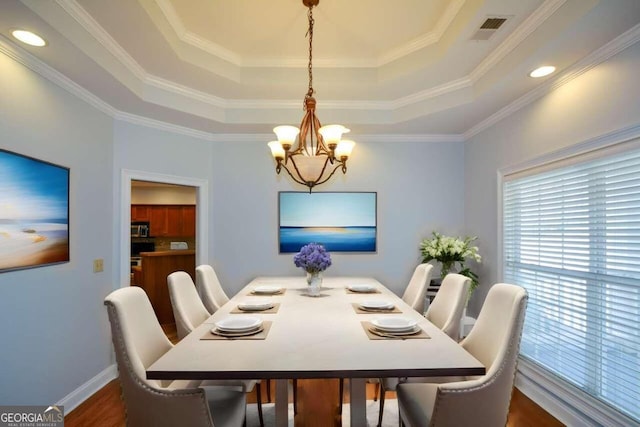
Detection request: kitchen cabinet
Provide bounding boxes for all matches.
[182,205,196,236]
[131,205,150,221]
[133,204,196,237]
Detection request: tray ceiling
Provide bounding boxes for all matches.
[1,0,639,138]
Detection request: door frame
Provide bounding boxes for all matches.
[119,169,209,287]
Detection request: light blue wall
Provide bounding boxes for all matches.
[209,138,465,296]
[0,52,115,404]
[7,26,637,413]
[464,42,640,315]
[114,125,466,298]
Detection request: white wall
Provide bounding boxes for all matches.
[464,42,640,316]
[0,52,115,404]
[131,185,197,205]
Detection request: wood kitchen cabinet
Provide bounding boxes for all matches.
[182,205,196,236]
[131,205,150,221]
[133,204,196,237]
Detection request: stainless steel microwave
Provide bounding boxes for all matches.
[131,223,149,237]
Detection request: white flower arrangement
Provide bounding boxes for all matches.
[420,232,481,293]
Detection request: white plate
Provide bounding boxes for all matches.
[347,284,376,293]
[371,316,417,332]
[252,285,283,294]
[215,316,263,332]
[360,300,394,310]
[238,300,274,311]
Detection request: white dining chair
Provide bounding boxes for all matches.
[397,283,528,427]
[196,264,230,315]
[355,264,434,417]
[402,263,434,314]
[104,286,246,427]
[194,265,280,405]
[167,271,265,426]
[376,273,470,426]
[424,273,470,341]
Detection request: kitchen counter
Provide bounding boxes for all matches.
[134,250,196,324]
[140,249,195,257]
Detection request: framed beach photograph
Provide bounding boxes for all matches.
[0,149,70,272]
[279,191,377,253]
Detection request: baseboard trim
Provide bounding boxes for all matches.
[516,359,639,427]
[58,364,118,413]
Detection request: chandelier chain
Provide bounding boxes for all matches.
[305,6,315,108]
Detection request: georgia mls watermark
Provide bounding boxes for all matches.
[0,406,64,427]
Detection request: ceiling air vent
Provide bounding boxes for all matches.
[470,16,510,41]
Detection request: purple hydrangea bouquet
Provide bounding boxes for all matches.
[293,243,332,274]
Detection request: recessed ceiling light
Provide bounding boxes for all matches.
[529,66,556,78]
[11,30,47,47]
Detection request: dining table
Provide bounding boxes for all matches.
[146,276,485,426]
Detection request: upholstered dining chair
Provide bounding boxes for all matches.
[195,264,230,315]
[424,273,470,341]
[167,271,265,426]
[104,286,246,427]
[376,273,470,426]
[352,264,435,417]
[401,263,434,315]
[396,283,528,427]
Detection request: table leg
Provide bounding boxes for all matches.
[349,378,367,427]
[275,379,288,427]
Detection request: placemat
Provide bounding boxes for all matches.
[247,289,287,296]
[351,303,402,314]
[201,321,273,340]
[230,303,281,314]
[361,321,430,340]
[346,288,381,295]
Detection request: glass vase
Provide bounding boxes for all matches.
[306,271,322,297]
[440,261,454,279]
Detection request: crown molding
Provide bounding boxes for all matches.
[0,36,117,118]
[376,0,466,67]
[154,0,466,69]
[469,0,566,82]
[358,134,465,143]
[145,75,229,108]
[50,0,571,119]
[56,0,146,80]
[5,3,639,146]
[114,111,215,141]
[464,22,640,140]
[391,77,472,109]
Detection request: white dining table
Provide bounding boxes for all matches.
[146,276,485,426]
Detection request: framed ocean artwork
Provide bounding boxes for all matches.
[0,149,70,272]
[279,191,377,253]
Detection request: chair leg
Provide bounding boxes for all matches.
[373,382,380,401]
[293,379,298,415]
[267,379,272,402]
[339,378,344,414]
[255,382,264,427]
[377,386,385,427]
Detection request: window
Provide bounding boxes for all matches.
[503,146,640,423]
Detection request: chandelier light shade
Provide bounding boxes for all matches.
[268,0,355,191]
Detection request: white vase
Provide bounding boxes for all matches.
[306,271,322,297]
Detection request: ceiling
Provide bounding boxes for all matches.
[1,0,640,140]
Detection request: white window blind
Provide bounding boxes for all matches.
[503,147,640,423]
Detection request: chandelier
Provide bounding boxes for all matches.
[268,0,355,192]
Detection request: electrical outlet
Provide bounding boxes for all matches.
[93,258,104,273]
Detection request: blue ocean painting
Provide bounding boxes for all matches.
[279,192,377,253]
[0,150,70,272]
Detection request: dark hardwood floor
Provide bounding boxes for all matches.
[66,324,564,426]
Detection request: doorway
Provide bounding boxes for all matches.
[119,169,208,288]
